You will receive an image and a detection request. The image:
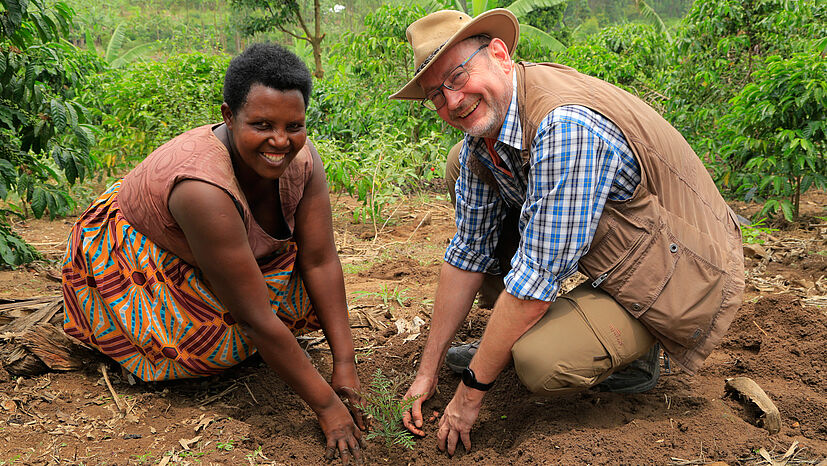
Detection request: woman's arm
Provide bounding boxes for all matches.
[169,179,362,461]
[293,141,365,424]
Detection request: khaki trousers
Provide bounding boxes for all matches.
[445,141,655,396]
[512,283,654,395]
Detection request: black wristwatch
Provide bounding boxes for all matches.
[462,367,495,391]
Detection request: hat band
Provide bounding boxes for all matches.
[415,42,447,75]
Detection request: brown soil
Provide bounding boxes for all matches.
[1,191,826,465]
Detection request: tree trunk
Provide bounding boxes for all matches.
[312,38,324,79]
[0,297,100,377]
[312,0,325,79]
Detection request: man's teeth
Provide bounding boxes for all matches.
[458,100,479,118]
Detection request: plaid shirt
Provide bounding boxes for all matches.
[444,75,641,301]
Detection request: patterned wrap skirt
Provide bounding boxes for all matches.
[61,181,320,381]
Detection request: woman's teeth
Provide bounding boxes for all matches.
[262,152,285,162]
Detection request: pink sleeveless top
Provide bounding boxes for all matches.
[118,124,313,266]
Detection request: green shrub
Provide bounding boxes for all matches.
[1,0,102,266]
[83,52,228,168]
[718,46,827,220]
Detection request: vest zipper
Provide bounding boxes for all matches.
[591,273,608,288]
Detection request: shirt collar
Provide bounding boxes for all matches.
[496,72,522,151]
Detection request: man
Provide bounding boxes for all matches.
[389,9,744,456]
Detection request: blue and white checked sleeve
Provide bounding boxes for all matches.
[504,107,639,301]
[443,140,507,274]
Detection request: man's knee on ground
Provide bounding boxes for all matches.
[512,336,613,396]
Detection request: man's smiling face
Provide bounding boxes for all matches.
[418,38,513,139]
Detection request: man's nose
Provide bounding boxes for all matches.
[443,87,464,110]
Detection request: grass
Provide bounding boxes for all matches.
[353,284,410,307]
[341,260,373,275]
[216,440,235,451]
[130,452,154,464]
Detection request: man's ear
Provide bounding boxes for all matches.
[488,38,514,74]
[220,103,233,129]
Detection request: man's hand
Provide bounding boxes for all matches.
[437,383,484,455]
[401,375,437,436]
[331,360,367,431]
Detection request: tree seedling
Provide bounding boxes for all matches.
[359,369,420,451]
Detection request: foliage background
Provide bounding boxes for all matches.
[1,0,825,266]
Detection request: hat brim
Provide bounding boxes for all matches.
[389,9,519,101]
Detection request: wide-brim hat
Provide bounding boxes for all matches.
[389,9,519,101]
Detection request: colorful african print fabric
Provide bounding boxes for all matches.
[61,181,320,381]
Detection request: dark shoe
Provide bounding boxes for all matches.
[445,340,480,374]
[596,343,661,394]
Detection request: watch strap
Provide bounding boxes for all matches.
[462,367,494,391]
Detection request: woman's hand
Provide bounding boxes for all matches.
[331,360,367,431]
[317,394,364,465]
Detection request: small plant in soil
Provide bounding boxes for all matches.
[354,284,410,308]
[360,369,420,451]
[741,218,778,244]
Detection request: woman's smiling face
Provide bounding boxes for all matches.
[222,83,307,180]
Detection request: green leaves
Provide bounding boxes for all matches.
[0,221,40,267]
[49,98,66,132]
[1,0,99,267]
[359,369,421,451]
[29,183,72,219]
[719,50,827,221]
[87,52,226,169]
[507,0,567,19]
[0,0,27,35]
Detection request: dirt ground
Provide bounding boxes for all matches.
[1,189,826,465]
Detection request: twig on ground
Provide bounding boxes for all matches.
[199,382,241,407]
[99,364,126,413]
[297,335,327,350]
[405,211,433,243]
[354,345,385,351]
[242,379,258,404]
[753,320,769,336]
[669,458,710,465]
[376,199,406,239]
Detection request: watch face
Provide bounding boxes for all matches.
[462,368,475,387]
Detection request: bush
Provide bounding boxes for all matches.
[718,46,827,220]
[83,52,228,168]
[1,0,103,266]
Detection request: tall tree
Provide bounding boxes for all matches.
[232,0,326,78]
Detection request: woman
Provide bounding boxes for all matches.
[62,44,365,462]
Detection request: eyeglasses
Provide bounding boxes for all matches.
[421,44,489,111]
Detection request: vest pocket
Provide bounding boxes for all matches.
[610,223,726,348]
[640,237,727,347]
[612,223,679,317]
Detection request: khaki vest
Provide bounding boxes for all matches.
[119,124,313,267]
[473,63,744,374]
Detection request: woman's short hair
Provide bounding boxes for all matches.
[223,43,313,114]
